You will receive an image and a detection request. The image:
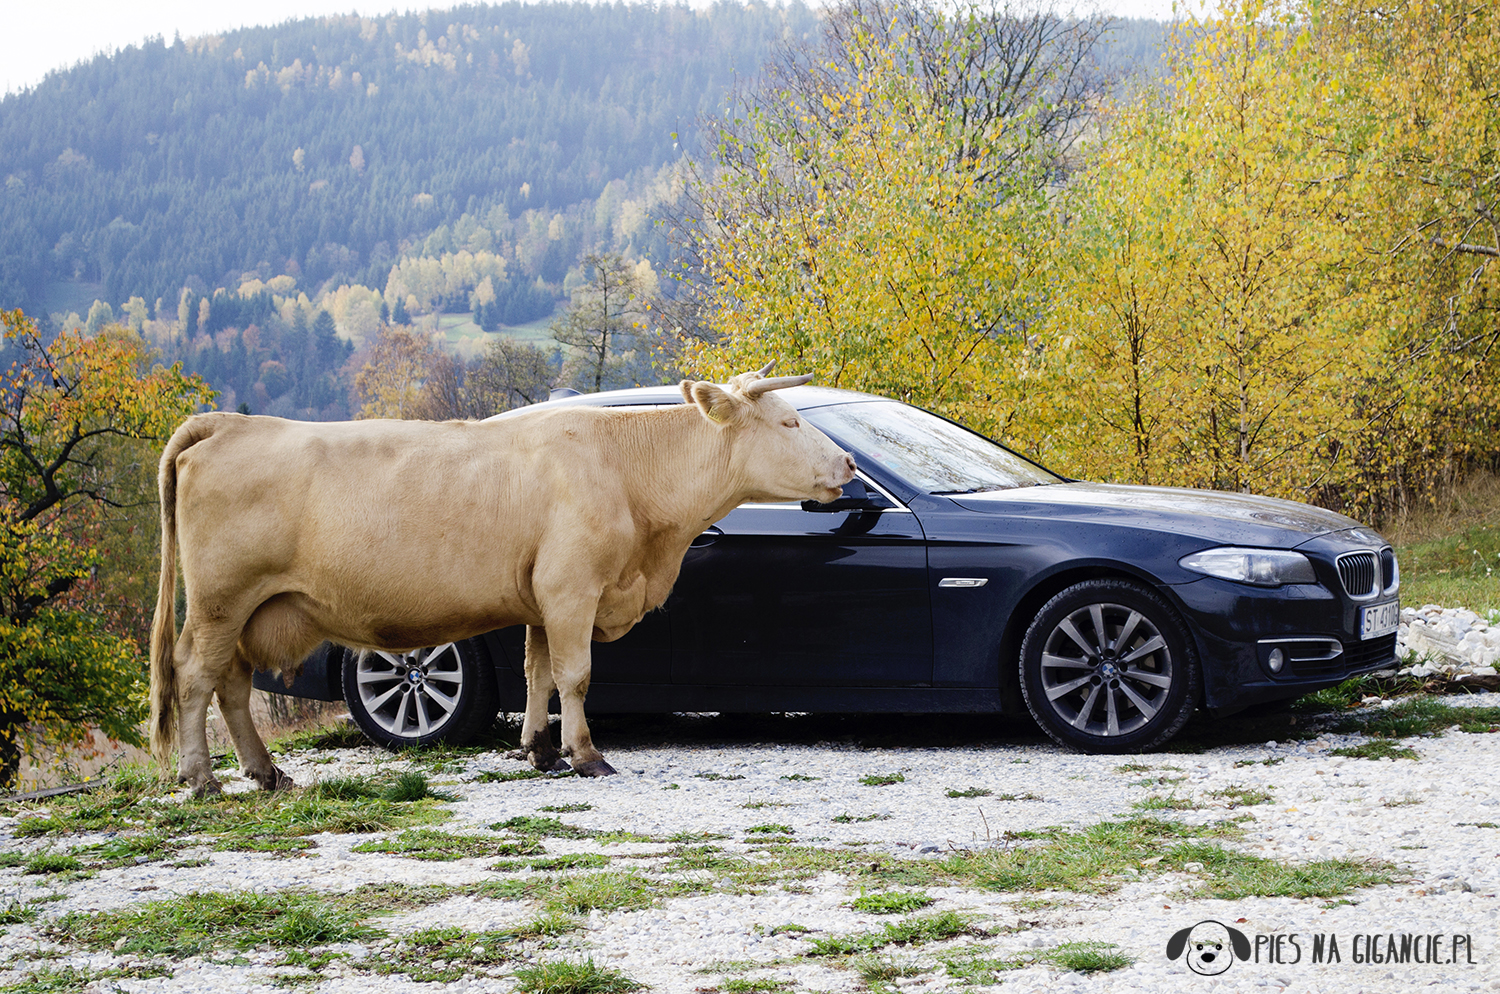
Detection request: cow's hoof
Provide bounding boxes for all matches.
[189,777,224,798]
[573,759,617,778]
[253,767,295,791]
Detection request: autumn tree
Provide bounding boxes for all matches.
[679,11,1061,436]
[551,253,655,393]
[353,325,437,419]
[0,310,214,785]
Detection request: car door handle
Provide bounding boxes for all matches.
[690,526,723,548]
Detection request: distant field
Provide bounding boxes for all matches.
[431,311,559,354]
[45,280,106,319]
[1387,472,1500,615]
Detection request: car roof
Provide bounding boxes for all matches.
[487,383,890,420]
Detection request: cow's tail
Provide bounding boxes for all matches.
[149,415,215,775]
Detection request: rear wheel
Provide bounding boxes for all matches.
[1019,579,1199,753]
[343,639,499,749]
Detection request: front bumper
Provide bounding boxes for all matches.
[1165,576,1397,710]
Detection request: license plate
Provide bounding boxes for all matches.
[1360,600,1400,640]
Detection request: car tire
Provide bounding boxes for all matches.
[343,639,500,749]
[1019,578,1199,754]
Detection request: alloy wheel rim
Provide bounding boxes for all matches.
[354,643,465,738]
[1038,602,1174,737]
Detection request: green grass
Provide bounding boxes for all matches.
[0,902,38,925]
[805,911,977,956]
[1331,740,1421,760]
[270,722,368,751]
[1043,941,1133,973]
[512,958,643,994]
[539,802,593,813]
[832,812,891,823]
[945,787,991,798]
[780,774,820,782]
[0,964,173,993]
[368,925,515,982]
[1394,521,1500,615]
[694,772,747,781]
[939,947,1028,984]
[474,769,547,783]
[350,828,527,860]
[1131,795,1201,811]
[851,890,934,915]
[859,772,906,787]
[23,853,82,875]
[1208,785,1275,808]
[9,772,451,841]
[52,891,383,956]
[546,871,660,914]
[1334,696,1500,739]
[719,979,791,993]
[746,823,793,835]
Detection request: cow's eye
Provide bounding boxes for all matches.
[783,419,799,429]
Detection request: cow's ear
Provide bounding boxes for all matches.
[685,380,745,428]
[1228,927,1251,961]
[1165,927,1191,961]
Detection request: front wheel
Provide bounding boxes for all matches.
[343,639,500,749]
[1019,579,1199,753]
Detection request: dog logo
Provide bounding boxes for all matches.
[1167,920,1251,975]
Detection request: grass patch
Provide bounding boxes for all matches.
[0,964,174,993]
[694,773,746,781]
[0,902,37,925]
[806,911,977,956]
[370,925,514,982]
[1337,697,1500,739]
[1043,941,1132,973]
[1208,785,1275,808]
[746,823,793,835]
[945,787,991,798]
[720,979,791,993]
[351,828,524,860]
[780,774,820,782]
[1330,740,1421,760]
[490,814,648,844]
[1233,757,1286,767]
[859,772,906,787]
[473,769,546,783]
[23,853,81,875]
[271,721,368,751]
[52,891,382,956]
[851,891,934,915]
[491,853,612,872]
[1131,795,1201,811]
[854,954,929,987]
[546,871,657,914]
[767,923,810,936]
[1394,521,1500,615]
[9,772,451,842]
[513,958,644,994]
[539,802,593,813]
[742,801,793,809]
[832,812,890,823]
[939,947,1027,984]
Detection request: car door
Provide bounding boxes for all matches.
[669,479,933,687]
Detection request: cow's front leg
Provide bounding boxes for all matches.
[545,621,615,778]
[518,626,569,772]
[216,654,293,791]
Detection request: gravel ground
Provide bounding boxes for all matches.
[2,698,1499,994]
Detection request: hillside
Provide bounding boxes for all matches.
[0,1,817,321]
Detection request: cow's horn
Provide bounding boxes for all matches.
[755,360,776,377]
[745,373,813,397]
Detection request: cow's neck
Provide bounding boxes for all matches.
[619,405,761,535]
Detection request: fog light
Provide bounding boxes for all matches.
[1268,648,1285,673]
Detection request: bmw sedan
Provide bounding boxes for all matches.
[256,384,1400,754]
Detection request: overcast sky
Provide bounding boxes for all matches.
[1,0,1195,96]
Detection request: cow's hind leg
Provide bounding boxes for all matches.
[518,626,569,772]
[216,654,293,791]
[173,623,232,796]
[544,621,615,778]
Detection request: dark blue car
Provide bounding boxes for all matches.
[258,385,1399,754]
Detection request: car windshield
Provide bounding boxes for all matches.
[806,401,1061,494]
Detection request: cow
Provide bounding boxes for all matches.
[149,365,856,795]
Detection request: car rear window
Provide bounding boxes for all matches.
[806,401,1060,494]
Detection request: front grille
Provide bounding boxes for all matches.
[1337,552,1379,597]
[1380,547,1398,592]
[1343,632,1397,672]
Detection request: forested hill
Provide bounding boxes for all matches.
[0,1,818,317]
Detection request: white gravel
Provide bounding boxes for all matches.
[3,700,1499,994]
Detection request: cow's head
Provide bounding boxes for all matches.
[681,363,856,504]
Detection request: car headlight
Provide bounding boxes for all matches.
[1178,547,1317,587]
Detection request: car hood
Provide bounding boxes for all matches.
[949,482,1364,547]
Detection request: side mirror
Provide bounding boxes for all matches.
[801,478,895,513]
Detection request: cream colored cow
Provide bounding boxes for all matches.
[149,366,855,794]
